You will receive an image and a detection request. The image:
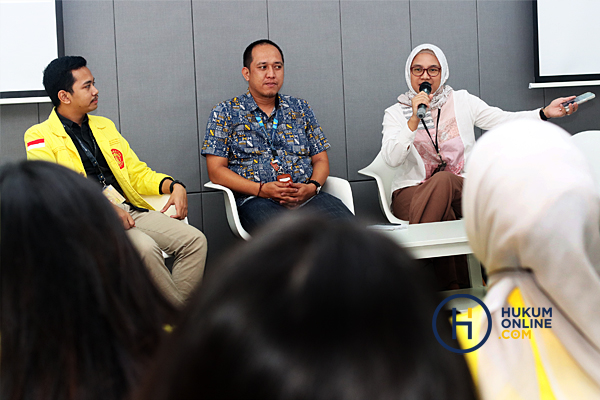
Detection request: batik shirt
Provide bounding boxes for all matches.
[202,92,330,191]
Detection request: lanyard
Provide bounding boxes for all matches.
[68,128,107,187]
[255,111,285,173]
[420,107,444,164]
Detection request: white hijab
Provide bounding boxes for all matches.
[463,120,600,399]
[398,43,453,110]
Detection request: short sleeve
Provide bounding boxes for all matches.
[202,103,231,158]
[301,100,330,155]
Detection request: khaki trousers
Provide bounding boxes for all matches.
[120,204,207,307]
[391,171,469,289]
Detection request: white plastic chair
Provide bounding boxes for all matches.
[205,176,355,240]
[358,152,484,296]
[571,130,600,194]
[358,151,406,224]
[141,194,189,257]
[357,151,471,252]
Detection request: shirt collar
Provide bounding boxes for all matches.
[244,91,283,116]
[56,109,89,129]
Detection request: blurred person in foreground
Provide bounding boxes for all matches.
[135,215,475,400]
[0,161,176,400]
[457,120,600,399]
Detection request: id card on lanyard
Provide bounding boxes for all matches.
[255,113,291,183]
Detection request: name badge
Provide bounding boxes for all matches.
[103,184,126,205]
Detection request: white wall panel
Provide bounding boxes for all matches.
[193,0,268,185]
[410,0,480,97]
[114,0,200,191]
[62,0,120,127]
[477,0,543,113]
[0,104,37,164]
[269,0,347,178]
[341,0,412,180]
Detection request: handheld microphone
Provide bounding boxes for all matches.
[416,82,432,119]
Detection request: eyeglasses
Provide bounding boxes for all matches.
[411,66,441,77]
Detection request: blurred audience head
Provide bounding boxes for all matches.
[464,120,600,280]
[463,120,600,398]
[137,214,475,400]
[0,160,175,400]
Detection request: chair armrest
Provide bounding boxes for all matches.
[204,181,251,240]
[322,176,355,215]
[358,165,406,225]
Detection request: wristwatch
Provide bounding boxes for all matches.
[169,179,186,193]
[307,180,321,194]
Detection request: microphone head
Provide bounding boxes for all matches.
[419,81,432,94]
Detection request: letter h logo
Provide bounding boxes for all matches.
[452,308,473,340]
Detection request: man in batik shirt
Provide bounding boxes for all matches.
[202,39,352,233]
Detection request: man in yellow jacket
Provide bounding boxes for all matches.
[24,56,207,307]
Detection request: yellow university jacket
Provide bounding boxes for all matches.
[24,109,170,210]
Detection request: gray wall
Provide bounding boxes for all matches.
[1,0,599,266]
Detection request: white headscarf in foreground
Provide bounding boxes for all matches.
[463,120,600,399]
[397,43,453,110]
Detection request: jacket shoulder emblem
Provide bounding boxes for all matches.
[111,149,125,169]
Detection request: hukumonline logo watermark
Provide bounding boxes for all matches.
[432,294,553,353]
[498,306,552,339]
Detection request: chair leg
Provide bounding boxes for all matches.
[467,254,484,289]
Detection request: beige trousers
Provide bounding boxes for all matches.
[120,204,207,307]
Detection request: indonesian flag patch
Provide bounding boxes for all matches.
[26,139,45,151]
[111,149,125,169]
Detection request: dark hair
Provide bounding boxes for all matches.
[43,56,87,107]
[0,161,176,400]
[136,215,475,400]
[243,39,284,69]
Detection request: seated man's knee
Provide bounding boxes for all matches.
[182,226,208,255]
[128,230,163,261]
[305,193,353,219]
[238,198,286,232]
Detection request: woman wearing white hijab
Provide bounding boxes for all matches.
[381,43,575,289]
[459,120,600,399]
